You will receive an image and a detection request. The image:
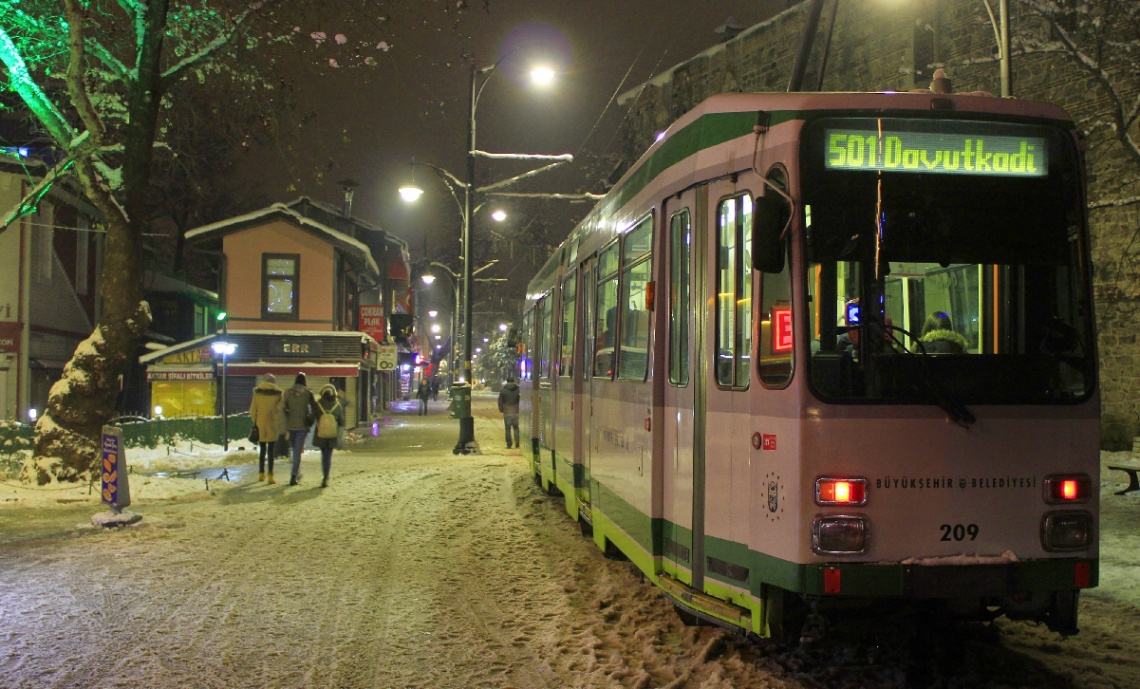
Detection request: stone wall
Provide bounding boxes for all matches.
[619,0,1140,448]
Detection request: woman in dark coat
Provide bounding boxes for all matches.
[282,372,316,486]
[313,384,345,488]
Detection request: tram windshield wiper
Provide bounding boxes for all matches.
[834,320,976,428]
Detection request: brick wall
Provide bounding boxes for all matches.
[619,0,1140,448]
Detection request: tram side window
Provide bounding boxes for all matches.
[520,310,534,380]
[594,243,620,378]
[560,275,576,378]
[618,218,653,381]
[669,209,691,386]
[716,194,753,388]
[537,296,553,380]
[759,169,794,386]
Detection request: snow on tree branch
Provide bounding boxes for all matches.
[0,157,76,234]
[160,1,274,86]
[85,36,130,81]
[64,0,107,147]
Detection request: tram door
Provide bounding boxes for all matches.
[577,256,597,511]
[661,187,703,585]
[697,179,759,595]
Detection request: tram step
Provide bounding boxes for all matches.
[658,573,751,629]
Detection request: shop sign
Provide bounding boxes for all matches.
[161,347,212,365]
[271,339,323,357]
[0,321,20,353]
[377,344,397,371]
[147,369,215,382]
[360,305,386,342]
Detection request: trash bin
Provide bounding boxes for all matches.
[449,383,471,419]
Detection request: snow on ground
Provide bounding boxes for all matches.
[0,398,1138,688]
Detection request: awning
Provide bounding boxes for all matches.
[387,253,410,281]
[227,363,363,377]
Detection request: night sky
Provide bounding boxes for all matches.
[237,1,789,254]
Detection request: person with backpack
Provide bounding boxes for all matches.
[313,384,345,488]
[282,372,316,486]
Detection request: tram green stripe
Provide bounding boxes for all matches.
[588,477,1097,598]
[607,110,803,213]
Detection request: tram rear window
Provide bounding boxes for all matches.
[800,116,1095,405]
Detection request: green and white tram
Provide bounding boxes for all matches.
[519,89,1098,638]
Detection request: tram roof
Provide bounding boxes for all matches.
[524,90,1076,303]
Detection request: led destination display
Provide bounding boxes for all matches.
[825,128,1047,177]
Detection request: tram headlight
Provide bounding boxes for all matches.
[1042,474,1091,504]
[1041,511,1093,551]
[811,515,868,555]
[815,477,867,505]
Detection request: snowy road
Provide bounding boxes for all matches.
[2,394,1140,688]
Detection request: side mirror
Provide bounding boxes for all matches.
[752,195,788,273]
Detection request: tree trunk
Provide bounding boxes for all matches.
[25,0,169,484]
[25,300,150,484]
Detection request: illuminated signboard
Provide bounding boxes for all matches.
[825,129,1047,177]
[772,307,793,353]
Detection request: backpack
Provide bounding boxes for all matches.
[316,400,340,439]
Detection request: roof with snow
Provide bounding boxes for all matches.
[184,202,380,276]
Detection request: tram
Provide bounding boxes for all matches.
[518,88,1098,638]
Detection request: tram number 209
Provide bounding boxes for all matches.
[940,524,980,541]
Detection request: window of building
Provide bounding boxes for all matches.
[76,217,89,295]
[263,254,300,320]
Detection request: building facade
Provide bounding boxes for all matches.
[141,199,410,427]
[0,165,101,423]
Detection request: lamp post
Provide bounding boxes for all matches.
[211,312,235,451]
[402,50,566,453]
[981,0,1012,97]
[422,259,500,389]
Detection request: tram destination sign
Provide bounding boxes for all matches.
[825,128,1047,177]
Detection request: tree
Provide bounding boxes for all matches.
[0,0,279,483]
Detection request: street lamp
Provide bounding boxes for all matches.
[420,259,500,390]
[402,49,569,453]
[211,311,236,451]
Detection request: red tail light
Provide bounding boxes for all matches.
[1043,474,1091,504]
[815,477,867,505]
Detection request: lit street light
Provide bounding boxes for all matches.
[401,47,574,454]
[211,311,236,451]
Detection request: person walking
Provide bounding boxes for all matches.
[313,384,345,488]
[282,372,316,486]
[498,374,520,449]
[248,373,283,484]
[416,377,430,415]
